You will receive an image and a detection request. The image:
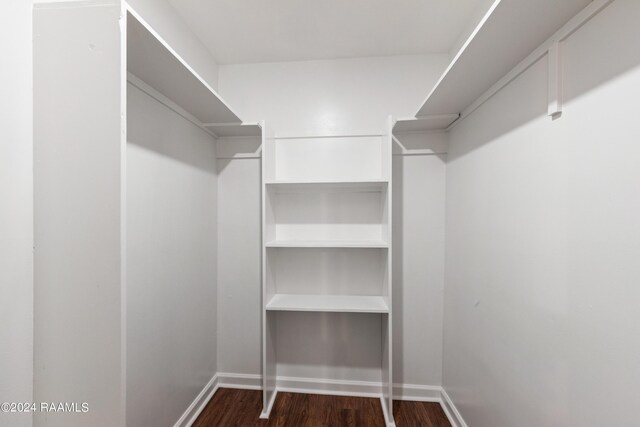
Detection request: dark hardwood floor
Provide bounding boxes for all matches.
[193,388,451,427]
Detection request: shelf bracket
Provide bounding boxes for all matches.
[548,41,563,119]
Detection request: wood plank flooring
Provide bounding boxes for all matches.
[193,388,451,427]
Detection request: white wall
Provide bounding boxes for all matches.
[219,54,448,134]
[34,3,123,426]
[126,83,218,426]
[27,2,221,426]
[393,133,447,388]
[216,150,262,377]
[216,54,449,386]
[0,1,34,427]
[444,0,640,425]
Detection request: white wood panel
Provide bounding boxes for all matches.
[267,184,388,243]
[267,294,389,314]
[444,2,640,425]
[381,116,394,426]
[33,2,124,425]
[275,312,384,383]
[392,135,446,388]
[266,180,388,189]
[126,8,240,124]
[216,136,262,159]
[261,121,278,418]
[217,157,263,377]
[416,0,591,117]
[266,240,388,248]
[204,122,261,137]
[393,115,459,133]
[267,248,387,296]
[2,1,34,421]
[274,136,383,181]
[126,83,217,427]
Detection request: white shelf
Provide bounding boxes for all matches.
[393,115,459,133]
[266,179,387,184]
[266,240,389,248]
[415,0,592,119]
[203,122,262,137]
[265,180,388,193]
[127,8,241,124]
[266,294,389,313]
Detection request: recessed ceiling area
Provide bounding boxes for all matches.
[166,0,490,64]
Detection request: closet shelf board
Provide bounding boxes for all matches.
[266,294,389,313]
[265,240,389,248]
[127,8,241,124]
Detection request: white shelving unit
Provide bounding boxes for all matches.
[261,119,395,426]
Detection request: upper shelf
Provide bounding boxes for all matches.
[415,0,592,120]
[393,115,459,133]
[203,123,262,137]
[266,294,389,314]
[127,8,241,124]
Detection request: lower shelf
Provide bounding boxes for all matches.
[265,294,389,313]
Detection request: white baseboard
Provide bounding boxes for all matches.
[440,388,468,427]
[217,372,262,390]
[277,375,382,397]
[393,382,442,402]
[380,396,396,427]
[259,389,278,419]
[196,372,467,427]
[174,374,219,427]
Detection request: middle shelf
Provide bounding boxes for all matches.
[264,179,390,244]
[266,294,389,314]
[265,239,388,248]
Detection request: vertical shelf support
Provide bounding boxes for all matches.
[260,120,277,419]
[548,41,563,119]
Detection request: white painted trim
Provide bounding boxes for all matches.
[259,389,278,419]
[217,372,263,390]
[448,0,614,131]
[440,388,468,427]
[119,4,128,426]
[214,373,467,427]
[173,375,219,427]
[216,154,262,160]
[380,396,396,427]
[275,132,384,140]
[202,122,261,128]
[547,41,562,117]
[392,152,446,157]
[277,376,382,397]
[393,383,442,402]
[33,0,119,10]
[217,373,443,401]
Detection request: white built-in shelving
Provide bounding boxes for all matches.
[261,120,395,426]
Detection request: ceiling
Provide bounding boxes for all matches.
[167,0,488,64]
